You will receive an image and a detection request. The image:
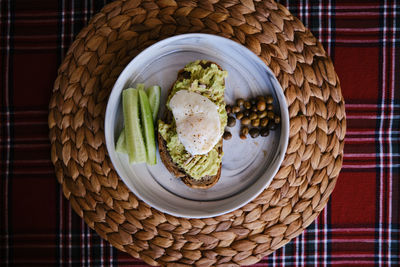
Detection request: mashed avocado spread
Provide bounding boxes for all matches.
[158,60,227,180]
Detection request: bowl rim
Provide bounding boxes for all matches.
[105,33,289,218]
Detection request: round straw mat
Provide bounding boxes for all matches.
[48,0,346,266]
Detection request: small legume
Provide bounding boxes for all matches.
[260,118,269,127]
[257,100,266,111]
[236,98,244,106]
[241,117,251,125]
[226,105,232,114]
[251,118,260,127]
[223,131,232,140]
[227,116,236,127]
[249,112,257,120]
[258,111,267,118]
[232,105,241,113]
[260,128,269,137]
[249,128,260,138]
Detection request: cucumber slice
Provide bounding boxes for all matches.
[147,85,161,122]
[123,88,146,163]
[138,89,157,165]
[136,83,145,91]
[115,128,127,154]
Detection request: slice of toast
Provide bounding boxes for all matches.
[158,61,225,189]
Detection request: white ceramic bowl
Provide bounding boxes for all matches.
[105,34,289,218]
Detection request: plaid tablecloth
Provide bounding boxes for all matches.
[1,0,399,266]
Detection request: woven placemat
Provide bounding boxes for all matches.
[48,0,346,266]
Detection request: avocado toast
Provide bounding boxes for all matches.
[158,60,227,189]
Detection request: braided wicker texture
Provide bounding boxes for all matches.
[48,0,346,266]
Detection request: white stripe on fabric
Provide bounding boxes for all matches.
[272,245,276,267]
[71,0,75,43]
[301,229,305,266]
[305,0,309,27]
[59,0,66,265]
[344,153,400,157]
[346,103,400,108]
[286,4,386,10]
[109,241,114,266]
[309,227,399,233]
[318,0,322,42]
[84,0,88,25]
[324,238,399,244]
[299,0,303,23]
[314,218,318,267]
[323,208,328,267]
[325,27,381,32]
[59,193,63,266]
[87,225,91,266]
[69,204,72,267]
[334,39,400,44]
[324,1,333,266]
[61,0,65,56]
[81,219,85,266]
[265,253,398,259]
[388,2,396,265]
[379,1,388,266]
[347,130,400,135]
[334,11,382,16]
[295,234,299,267]
[90,0,94,21]
[4,0,12,265]
[267,238,400,244]
[330,261,394,265]
[345,137,400,142]
[297,4,400,10]
[327,0,332,56]
[316,3,322,266]
[297,5,305,265]
[330,5,390,10]
[342,164,400,169]
[345,137,400,143]
[314,8,326,267]
[86,0,94,262]
[14,227,394,235]
[100,238,104,266]
[69,2,75,266]
[347,115,400,119]
[11,237,398,253]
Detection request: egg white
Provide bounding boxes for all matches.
[169,90,221,155]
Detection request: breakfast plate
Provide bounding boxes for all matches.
[105,34,289,218]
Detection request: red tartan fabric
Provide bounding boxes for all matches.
[1,0,399,266]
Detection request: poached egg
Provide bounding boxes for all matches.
[169,90,221,155]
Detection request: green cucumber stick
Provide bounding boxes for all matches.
[146,85,161,122]
[138,89,157,165]
[136,83,145,91]
[115,128,127,154]
[122,88,146,163]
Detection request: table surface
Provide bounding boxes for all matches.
[0,0,399,266]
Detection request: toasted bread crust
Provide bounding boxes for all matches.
[158,61,224,189]
[157,131,186,178]
[158,132,222,189]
